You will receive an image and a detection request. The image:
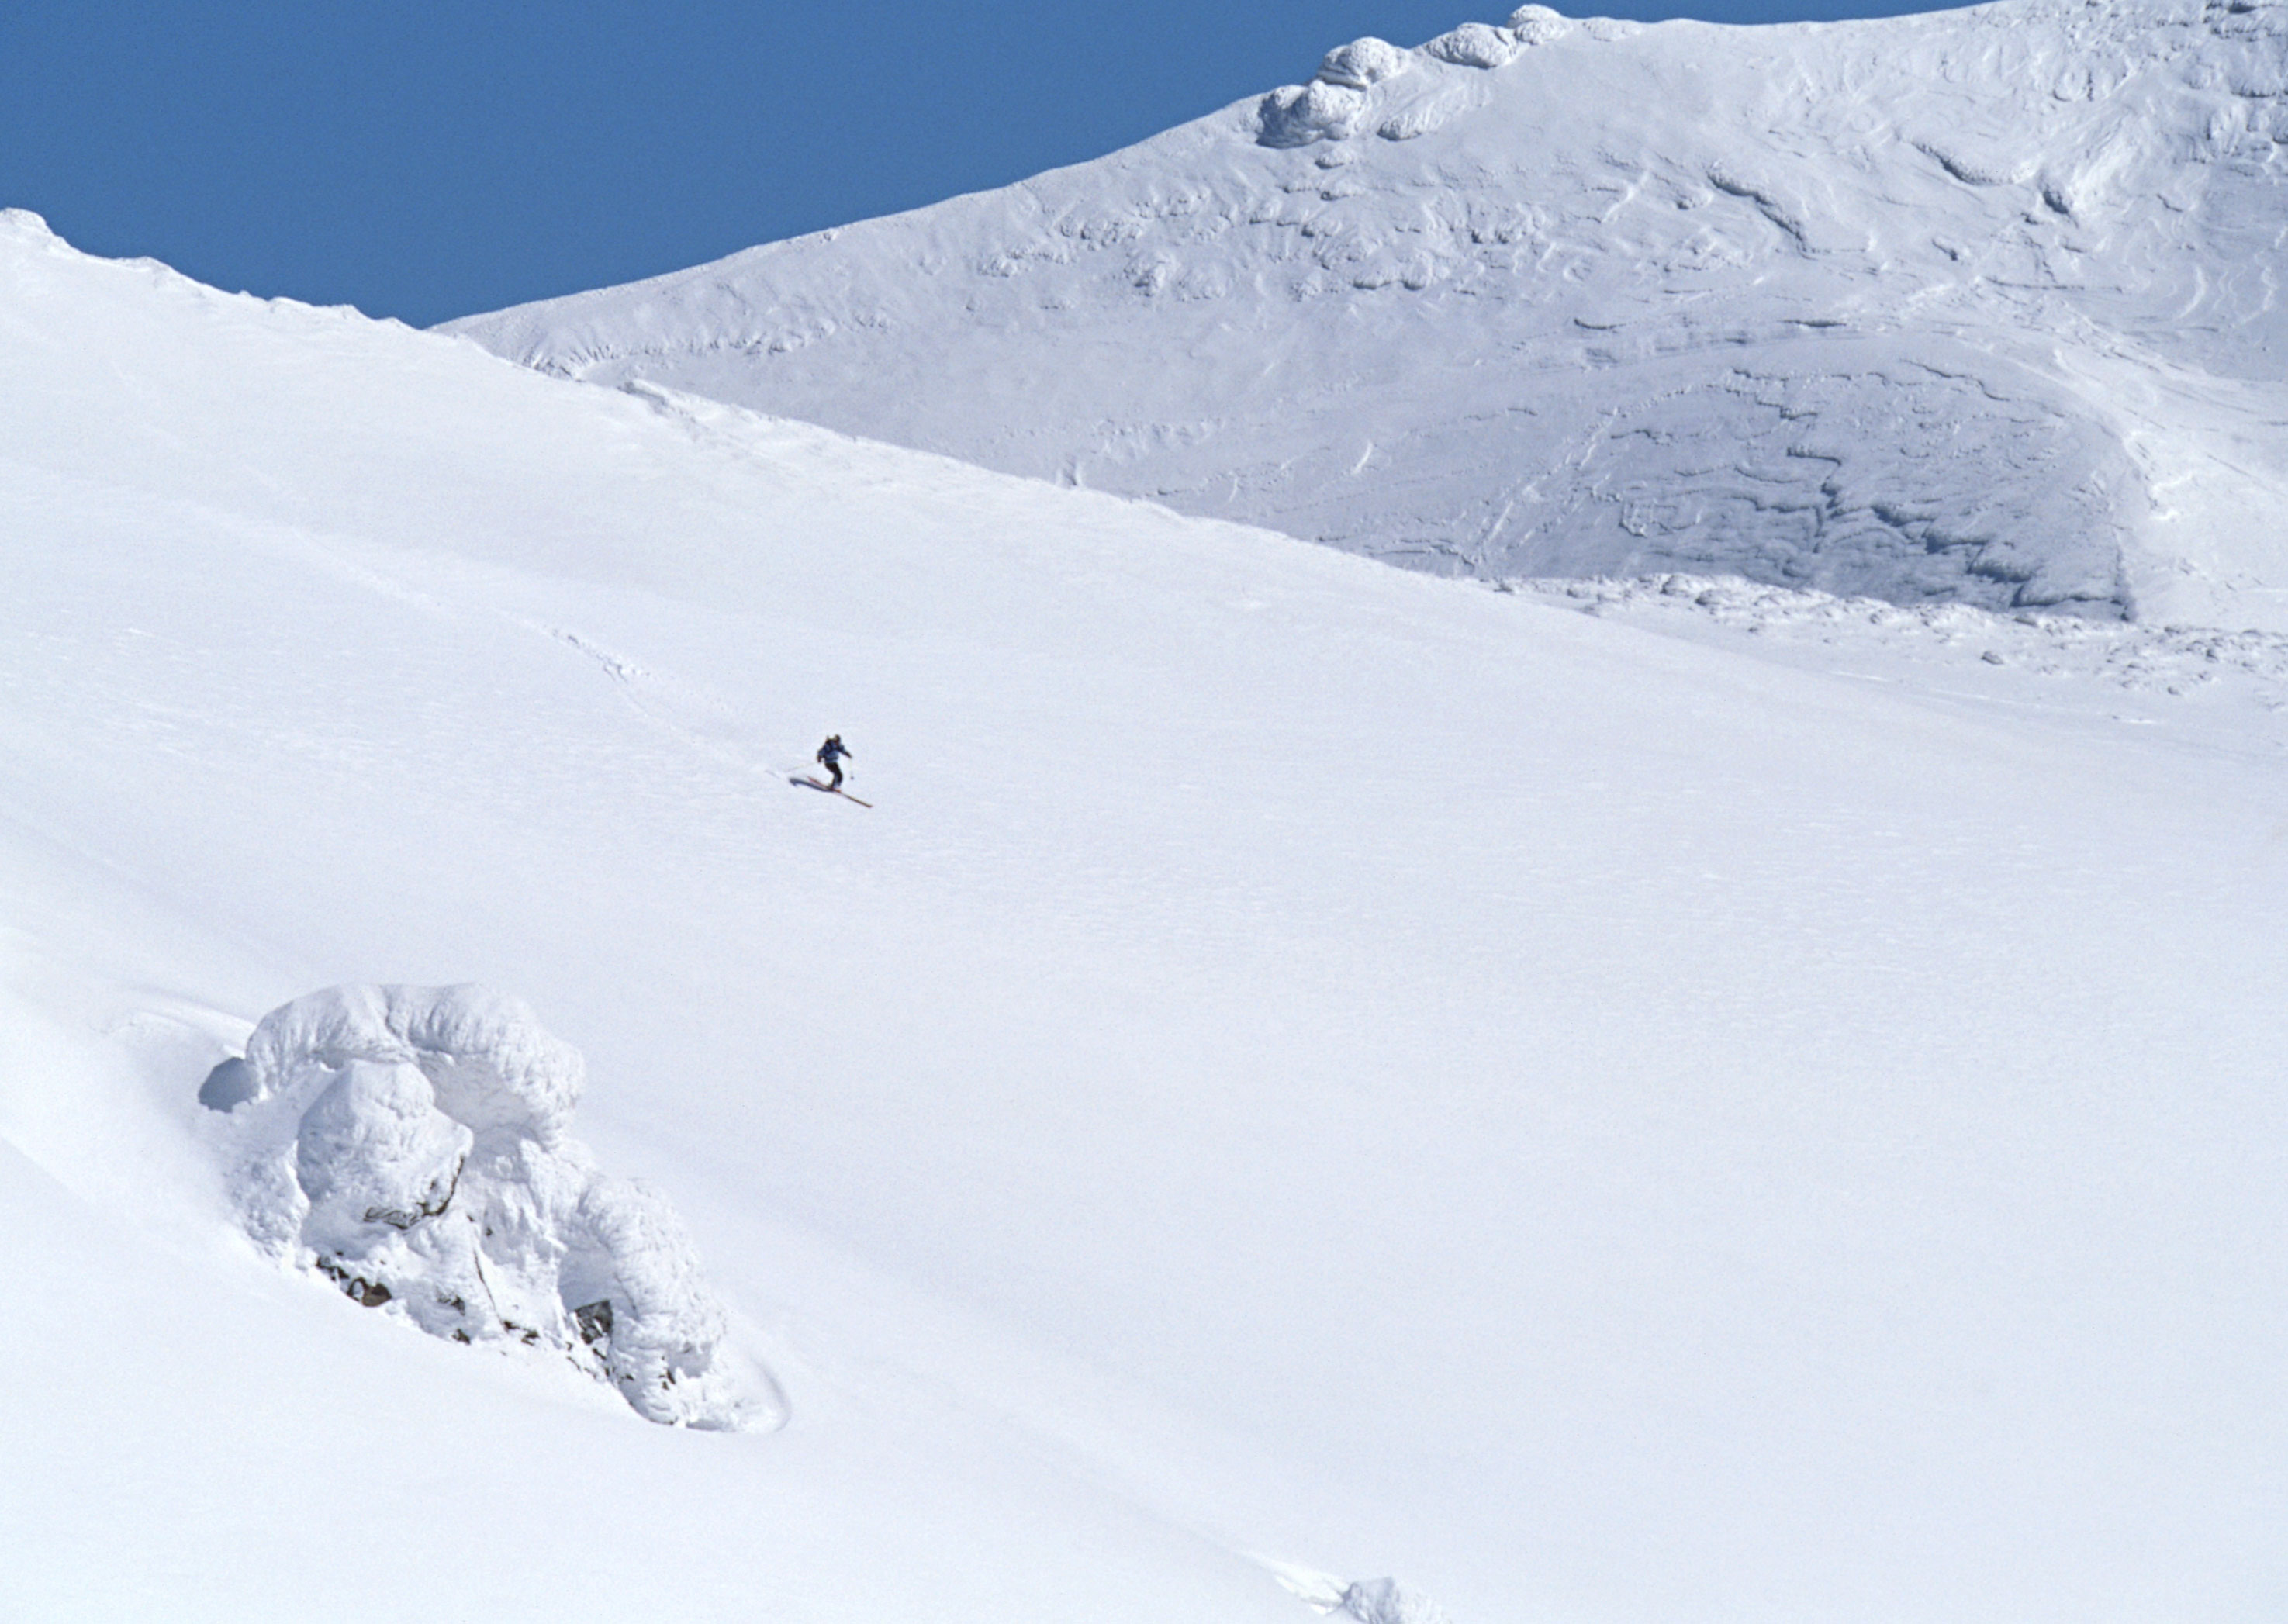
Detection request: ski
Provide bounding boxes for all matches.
[791,774,870,807]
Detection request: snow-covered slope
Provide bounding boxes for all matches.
[7,209,2288,1620]
[450,0,2288,629]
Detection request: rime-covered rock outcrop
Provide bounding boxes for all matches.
[206,984,771,1429]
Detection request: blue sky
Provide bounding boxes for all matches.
[2,2,1961,326]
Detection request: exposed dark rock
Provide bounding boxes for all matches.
[573,1298,615,1346]
[316,1255,392,1308]
[360,1154,464,1231]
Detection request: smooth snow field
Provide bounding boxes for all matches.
[454,0,2288,627]
[4,206,2287,1622]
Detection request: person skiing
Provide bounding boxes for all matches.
[815,734,852,791]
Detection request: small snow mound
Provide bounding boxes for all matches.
[1335,1578,1450,1624]
[1316,37,1413,88]
[1506,5,1571,44]
[1425,22,1520,67]
[1266,1564,1454,1624]
[211,983,774,1430]
[1259,81,1370,147]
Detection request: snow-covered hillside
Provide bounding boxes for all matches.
[450,0,2288,628]
[6,207,2288,1621]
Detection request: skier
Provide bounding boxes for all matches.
[815,734,852,791]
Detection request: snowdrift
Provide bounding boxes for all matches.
[451,0,2288,628]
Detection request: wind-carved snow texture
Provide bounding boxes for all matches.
[1529,569,2288,708]
[203,985,772,1430]
[449,0,2288,630]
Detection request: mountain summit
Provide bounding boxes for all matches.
[449,0,2288,627]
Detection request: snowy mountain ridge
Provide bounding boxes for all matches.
[450,0,2288,629]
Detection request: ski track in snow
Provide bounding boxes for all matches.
[530,619,790,779]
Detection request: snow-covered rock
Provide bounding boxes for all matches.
[210,984,762,1429]
[1423,23,1520,69]
[1315,37,1414,90]
[244,983,585,1145]
[447,0,2288,629]
[1506,5,1572,47]
[1258,79,1371,147]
